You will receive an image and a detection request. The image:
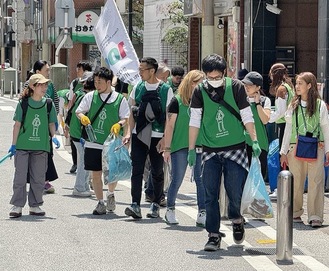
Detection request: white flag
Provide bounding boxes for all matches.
[93,0,141,85]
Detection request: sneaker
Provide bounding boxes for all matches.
[44,182,55,194]
[29,206,46,216]
[92,201,106,215]
[310,220,322,228]
[293,217,303,223]
[165,208,178,224]
[106,193,116,212]
[125,202,142,219]
[70,164,77,174]
[145,194,153,203]
[9,206,22,218]
[160,196,167,207]
[269,189,277,201]
[146,203,160,218]
[72,189,92,197]
[232,222,245,244]
[204,236,221,251]
[196,210,206,227]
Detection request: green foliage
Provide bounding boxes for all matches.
[163,1,188,67]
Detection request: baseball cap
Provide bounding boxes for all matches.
[29,74,50,88]
[79,71,94,83]
[242,71,263,87]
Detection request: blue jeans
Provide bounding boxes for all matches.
[167,148,205,211]
[73,141,90,192]
[202,154,247,234]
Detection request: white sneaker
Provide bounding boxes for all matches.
[106,193,116,212]
[72,188,92,197]
[9,206,22,218]
[196,210,206,227]
[269,189,277,200]
[165,208,179,224]
[29,206,46,216]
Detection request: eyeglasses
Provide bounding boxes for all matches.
[206,75,223,81]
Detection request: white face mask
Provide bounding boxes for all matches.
[207,78,224,88]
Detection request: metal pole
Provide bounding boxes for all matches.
[0,79,3,96]
[10,80,13,99]
[55,9,68,64]
[128,0,132,40]
[14,0,18,97]
[276,168,294,264]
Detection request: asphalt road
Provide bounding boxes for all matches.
[1,95,329,271]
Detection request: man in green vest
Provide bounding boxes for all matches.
[188,54,261,251]
[76,67,130,215]
[167,65,184,93]
[124,57,173,219]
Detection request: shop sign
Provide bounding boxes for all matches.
[72,10,99,43]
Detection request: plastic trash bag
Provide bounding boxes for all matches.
[102,134,131,184]
[267,138,280,192]
[241,157,274,219]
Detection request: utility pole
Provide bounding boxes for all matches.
[128,0,133,40]
[201,0,214,59]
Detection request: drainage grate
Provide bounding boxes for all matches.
[245,247,305,255]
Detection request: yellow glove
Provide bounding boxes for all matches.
[111,123,121,135]
[81,115,91,126]
[61,121,65,129]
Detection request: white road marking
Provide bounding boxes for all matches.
[243,256,282,271]
[293,256,329,270]
[0,106,15,111]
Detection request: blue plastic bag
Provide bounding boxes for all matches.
[241,157,274,219]
[102,134,131,184]
[267,139,280,192]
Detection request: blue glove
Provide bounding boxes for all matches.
[55,122,59,131]
[79,138,85,147]
[252,140,261,157]
[187,149,196,167]
[8,145,16,157]
[52,137,60,149]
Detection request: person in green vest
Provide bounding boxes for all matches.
[163,70,206,226]
[124,57,173,219]
[67,62,92,174]
[188,54,261,251]
[76,67,130,215]
[57,88,70,131]
[167,65,184,93]
[242,71,271,178]
[280,72,329,228]
[69,74,95,197]
[8,74,59,218]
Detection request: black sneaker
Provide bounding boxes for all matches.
[232,222,245,244]
[204,236,221,251]
[70,164,77,174]
[125,202,142,219]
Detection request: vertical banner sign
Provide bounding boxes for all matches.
[93,0,141,85]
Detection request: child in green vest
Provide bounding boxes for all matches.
[280,72,329,228]
[242,72,271,178]
[8,74,59,218]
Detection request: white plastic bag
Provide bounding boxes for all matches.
[241,157,274,219]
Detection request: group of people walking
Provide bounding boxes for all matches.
[7,53,329,252]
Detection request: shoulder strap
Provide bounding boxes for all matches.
[90,92,112,125]
[218,99,242,122]
[20,98,29,133]
[46,98,52,119]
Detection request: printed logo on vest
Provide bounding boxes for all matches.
[31,114,41,140]
[216,108,229,137]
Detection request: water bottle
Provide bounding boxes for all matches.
[85,124,97,142]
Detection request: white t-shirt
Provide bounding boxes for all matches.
[76,88,130,149]
[129,81,174,138]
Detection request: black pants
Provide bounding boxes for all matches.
[130,134,164,205]
[70,138,77,165]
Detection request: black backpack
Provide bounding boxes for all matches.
[20,98,52,133]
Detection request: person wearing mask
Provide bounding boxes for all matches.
[188,54,260,251]
[76,67,130,215]
[163,70,206,226]
[280,72,329,228]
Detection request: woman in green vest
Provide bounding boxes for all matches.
[163,70,206,226]
[242,72,271,178]
[280,72,329,228]
[8,74,58,218]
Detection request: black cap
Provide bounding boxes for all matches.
[242,71,263,87]
[238,69,248,80]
